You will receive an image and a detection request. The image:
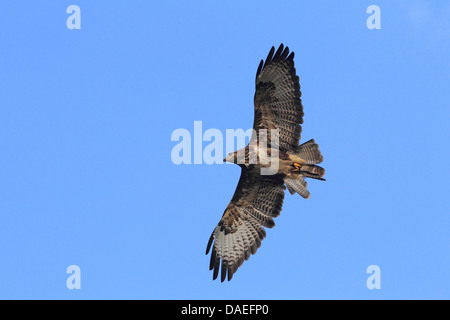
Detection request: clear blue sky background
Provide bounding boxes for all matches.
[1,1,449,299]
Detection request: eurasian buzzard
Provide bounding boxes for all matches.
[206,44,325,282]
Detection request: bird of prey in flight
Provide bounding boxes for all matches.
[206,44,325,282]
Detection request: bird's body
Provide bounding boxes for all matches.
[225,144,321,178]
[206,44,325,281]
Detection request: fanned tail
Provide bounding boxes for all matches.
[299,164,326,181]
[292,139,324,165]
[285,177,310,199]
[285,139,325,198]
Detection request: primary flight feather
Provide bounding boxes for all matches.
[206,44,325,282]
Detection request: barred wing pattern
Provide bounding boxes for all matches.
[253,44,303,152]
[206,167,285,282]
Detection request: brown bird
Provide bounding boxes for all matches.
[206,44,325,281]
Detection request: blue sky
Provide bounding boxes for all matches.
[1,1,449,299]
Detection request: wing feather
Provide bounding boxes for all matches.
[206,167,285,281]
[253,43,304,152]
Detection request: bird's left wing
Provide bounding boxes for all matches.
[252,44,303,152]
[206,167,285,281]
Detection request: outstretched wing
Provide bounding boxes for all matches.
[253,44,303,152]
[206,167,285,281]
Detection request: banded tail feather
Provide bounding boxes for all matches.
[285,139,325,198]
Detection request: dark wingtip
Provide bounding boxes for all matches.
[287,51,295,61]
[280,45,289,60]
[212,258,220,280]
[221,261,227,282]
[273,44,284,60]
[228,269,234,281]
[205,230,214,255]
[258,44,296,81]
[263,46,275,69]
[256,59,264,81]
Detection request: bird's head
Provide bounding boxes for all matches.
[223,151,237,164]
[224,150,247,166]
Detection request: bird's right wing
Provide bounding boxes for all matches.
[206,166,285,281]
